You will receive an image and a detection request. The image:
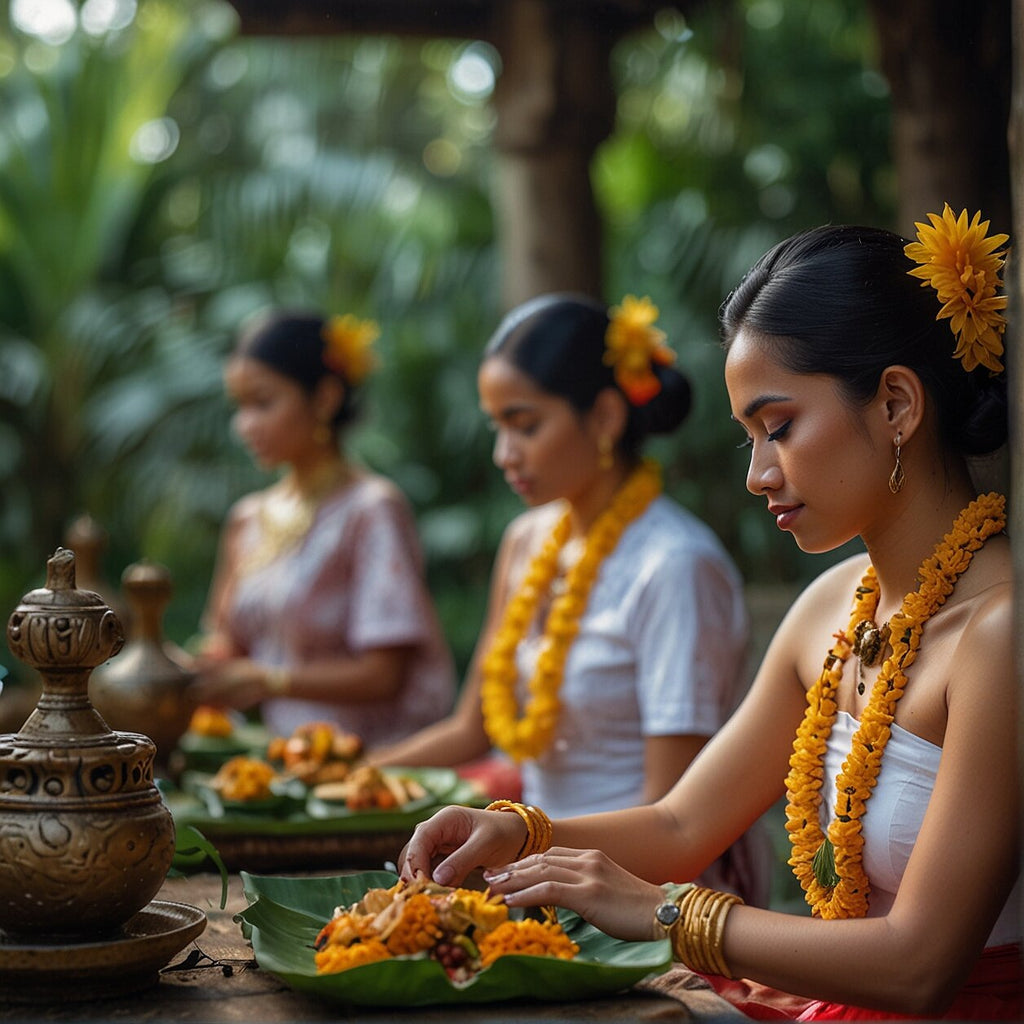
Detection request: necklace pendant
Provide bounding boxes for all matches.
[852,619,889,667]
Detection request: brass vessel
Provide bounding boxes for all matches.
[0,549,176,939]
[91,560,196,777]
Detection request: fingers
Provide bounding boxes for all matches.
[399,807,476,884]
[399,806,525,886]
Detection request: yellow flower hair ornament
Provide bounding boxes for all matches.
[603,294,676,405]
[904,203,1009,374]
[321,314,380,385]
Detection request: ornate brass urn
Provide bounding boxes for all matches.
[0,549,176,939]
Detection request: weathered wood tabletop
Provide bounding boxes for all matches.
[0,872,747,1021]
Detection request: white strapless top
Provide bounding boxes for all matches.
[823,711,1020,946]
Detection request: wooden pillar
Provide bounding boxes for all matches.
[490,0,617,309]
[868,0,1013,236]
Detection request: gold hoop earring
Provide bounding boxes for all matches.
[313,421,333,446]
[597,436,614,471]
[888,431,905,494]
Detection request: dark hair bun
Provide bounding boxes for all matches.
[485,293,693,452]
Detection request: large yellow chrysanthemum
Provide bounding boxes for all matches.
[904,204,1008,374]
[603,295,676,404]
[322,313,380,384]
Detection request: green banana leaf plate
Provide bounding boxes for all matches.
[237,871,671,1007]
[170,767,469,835]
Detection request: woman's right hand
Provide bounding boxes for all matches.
[398,805,526,885]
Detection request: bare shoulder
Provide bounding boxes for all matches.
[747,552,871,697]
[779,551,872,628]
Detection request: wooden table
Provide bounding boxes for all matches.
[0,873,746,1021]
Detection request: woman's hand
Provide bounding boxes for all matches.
[399,805,527,885]
[483,848,667,943]
[189,657,270,711]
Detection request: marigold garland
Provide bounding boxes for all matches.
[322,313,380,384]
[784,492,1006,919]
[904,204,1009,374]
[603,295,676,405]
[480,460,662,762]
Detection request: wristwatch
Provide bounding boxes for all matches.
[654,900,682,929]
[653,882,691,931]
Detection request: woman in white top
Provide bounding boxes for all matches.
[374,292,766,905]
[401,210,1020,1019]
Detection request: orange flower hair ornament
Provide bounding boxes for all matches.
[321,314,380,385]
[603,295,676,404]
[904,204,1009,374]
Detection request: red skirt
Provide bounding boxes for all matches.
[706,943,1022,1021]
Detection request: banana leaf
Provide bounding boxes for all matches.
[169,768,471,836]
[237,871,672,1007]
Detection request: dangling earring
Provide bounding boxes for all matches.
[888,431,905,494]
[313,421,333,446]
[597,436,614,471]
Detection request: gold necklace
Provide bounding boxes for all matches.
[785,492,1006,919]
[239,463,352,575]
[480,460,662,763]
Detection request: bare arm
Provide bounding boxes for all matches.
[416,578,1018,1018]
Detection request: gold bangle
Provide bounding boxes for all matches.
[485,800,553,859]
[264,666,291,696]
[669,885,743,979]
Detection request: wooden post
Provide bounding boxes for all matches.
[490,0,617,308]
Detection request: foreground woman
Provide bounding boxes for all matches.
[400,207,1020,1019]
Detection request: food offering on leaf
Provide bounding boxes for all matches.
[266,721,364,786]
[312,764,427,811]
[187,704,236,738]
[313,876,579,983]
[209,755,278,802]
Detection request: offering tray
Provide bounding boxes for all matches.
[168,769,486,872]
[0,899,207,1004]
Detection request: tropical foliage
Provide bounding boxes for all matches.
[0,0,892,687]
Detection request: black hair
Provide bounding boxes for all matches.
[720,225,1008,456]
[483,293,692,455]
[233,311,361,427]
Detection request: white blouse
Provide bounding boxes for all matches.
[515,496,751,817]
[823,711,1021,946]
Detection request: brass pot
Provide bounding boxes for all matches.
[91,560,197,777]
[0,549,176,940]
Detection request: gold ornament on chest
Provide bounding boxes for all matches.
[851,617,891,695]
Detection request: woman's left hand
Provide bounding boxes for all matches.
[189,657,269,710]
[482,847,667,943]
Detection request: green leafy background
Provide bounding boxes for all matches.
[0,0,888,686]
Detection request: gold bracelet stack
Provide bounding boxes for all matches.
[670,885,743,979]
[484,800,553,859]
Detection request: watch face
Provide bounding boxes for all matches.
[655,902,681,928]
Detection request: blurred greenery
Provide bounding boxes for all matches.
[0,0,892,690]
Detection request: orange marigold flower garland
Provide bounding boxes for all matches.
[480,459,662,762]
[322,313,380,384]
[602,295,676,405]
[785,492,1006,919]
[904,204,1009,374]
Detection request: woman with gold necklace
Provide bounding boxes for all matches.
[373,292,763,904]
[400,208,1020,1019]
[190,310,455,748]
